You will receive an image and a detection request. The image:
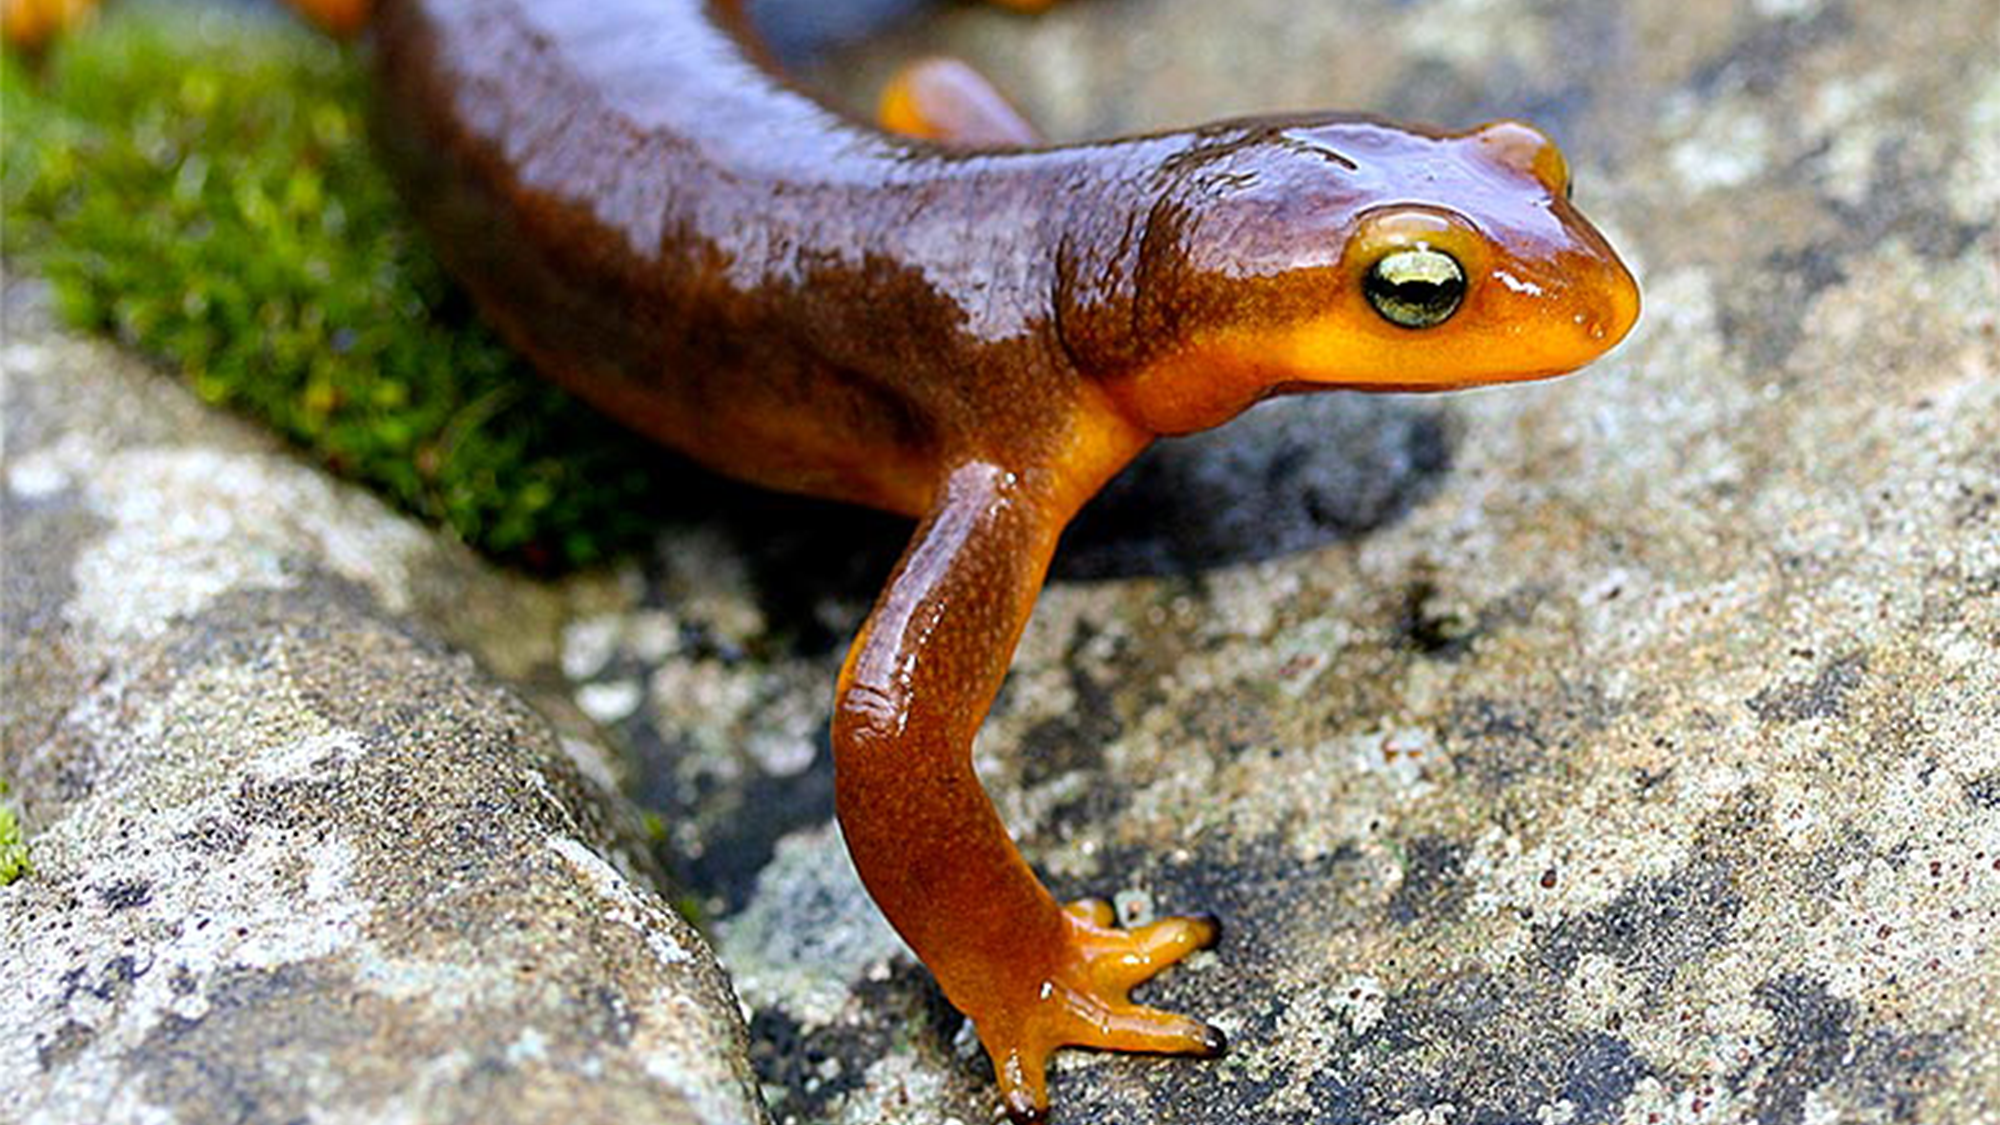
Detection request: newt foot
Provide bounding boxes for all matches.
[980,898,1225,1123]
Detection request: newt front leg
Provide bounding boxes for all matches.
[834,458,1225,1122]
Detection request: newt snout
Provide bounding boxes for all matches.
[1095,118,1639,434]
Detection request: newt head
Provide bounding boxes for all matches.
[1098,118,1641,435]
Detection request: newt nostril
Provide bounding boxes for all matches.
[1603,268,1643,346]
[1579,278,1641,350]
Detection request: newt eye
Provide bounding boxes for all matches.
[1365,247,1465,329]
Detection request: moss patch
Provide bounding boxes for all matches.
[2,2,678,570]
[0,781,26,885]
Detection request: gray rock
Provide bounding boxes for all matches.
[0,280,769,1125]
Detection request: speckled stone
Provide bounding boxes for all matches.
[580,1,2000,1123]
[0,281,769,1125]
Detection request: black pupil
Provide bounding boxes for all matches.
[1392,277,1455,311]
[1366,251,1465,328]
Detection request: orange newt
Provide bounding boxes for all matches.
[8,1,1641,1118]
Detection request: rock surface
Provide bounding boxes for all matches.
[8,1,2000,1124]
[0,280,769,1125]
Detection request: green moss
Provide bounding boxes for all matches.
[0,780,26,885]
[670,893,706,928]
[2,2,675,569]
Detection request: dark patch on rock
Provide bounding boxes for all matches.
[1963,770,2000,812]
[692,744,837,915]
[178,814,252,857]
[623,720,778,913]
[60,953,147,1007]
[1746,974,1852,1125]
[1053,1043,1304,1125]
[1035,764,1135,846]
[1057,397,1455,580]
[1016,709,1114,797]
[1537,854,1742,987]
[1328,971,1652,1125]
[1539,0,1649,159]
[1800,823,1876,896]
[636,723,837,916]
[1035,834,1362,1114]
[1387,836,1471,926]
[1396,579,1475,658]
[1445,697,1553,788]
[1500,83,1597,161]
[1718,241,1853,374]
[1836,137,1995,264]
[133,961,351,1125]
[1017,618,1123,787]
[1955,482,2000,536]
[227,778,343,844]
[1738,974,1949,1125]
[0,478,107,767]
[1687,3,1853,99]
[1022,622,1173,839]
[1698,783,1774,847]
[1393,578,1522,661]
[749,959,960,1124]
[583,983,639,1049]
[1090,833,1370,972]
[1301,1069,1371,1125]
[36,1020,97,1071]
[1561,1032,1658,1121]
[747,1006,837,1120]
[1136,1044,1304,1125]
[95,877,153,911]
[1720,121,1993,378]
[0,482,90,626]
[1749,652,1867,724]
[746,1007,810,1094]
[1437,683,1617,798]
[620,720,689,824]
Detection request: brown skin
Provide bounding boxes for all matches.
[365,1,1640,1120]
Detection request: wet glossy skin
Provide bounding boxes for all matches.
[369,0,1639,1119]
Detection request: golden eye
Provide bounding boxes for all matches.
[1365,247,1465,329]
